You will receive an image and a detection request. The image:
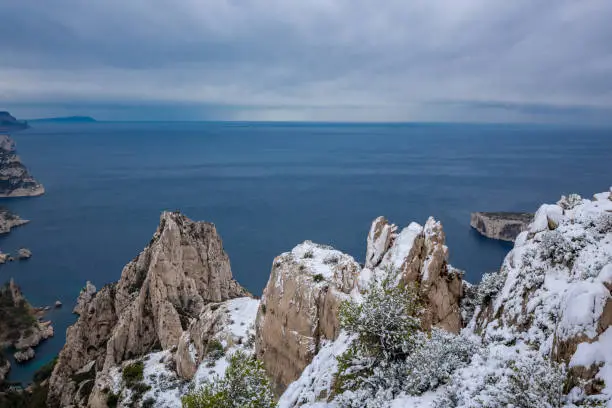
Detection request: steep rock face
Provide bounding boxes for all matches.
[255,241,361,394]
[470,212,533,241]
[175,297,259,379]
[364,217,464,333]
[0,134,44,197]
[0,207,29,234]
[257,216,463,395]
[476,190,612,402]
[48,211,249,407]
[47,284,117,408]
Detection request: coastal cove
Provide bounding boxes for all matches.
[1,121,611,384]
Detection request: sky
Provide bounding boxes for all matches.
[1,0,612,123]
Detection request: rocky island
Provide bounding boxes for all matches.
[470,211,533,241]
[38,189,611,408]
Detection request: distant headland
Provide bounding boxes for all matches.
[0,111,29,132]
[28,116,97,123]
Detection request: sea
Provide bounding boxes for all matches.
[1,121,611,383]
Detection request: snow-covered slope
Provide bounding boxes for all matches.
[105,297,259,408]
[277,189,612,408]
[84,189,611,408]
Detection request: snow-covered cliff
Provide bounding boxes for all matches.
[46,188,612,408]
[279,189,612,408]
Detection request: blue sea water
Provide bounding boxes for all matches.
[1,121,611,384]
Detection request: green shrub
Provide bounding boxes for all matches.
[323,255,339,265]
[122,361,144,387]
[130,381,152,402]
[334,269,422,394]
[181,351,276,408]
[302,250,314,259]
[142,397,156,408]
[206,339,225,361]
[107,392,119,408]
[312,273,325,283]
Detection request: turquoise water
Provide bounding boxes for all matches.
[1,121,610,383]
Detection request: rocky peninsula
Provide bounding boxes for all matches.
[0,207,29,234]
[0,133,44,197]
[41,188,612,408]
[0,279,54,386]
[0,112,28,133]
[470,211,533,241]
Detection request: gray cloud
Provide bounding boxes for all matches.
[1,0,611,122]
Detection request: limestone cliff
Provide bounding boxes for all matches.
[470,211,533,241]
[47,211,249,407]
[256,215,464,395]
[0,134,44,197]
[255,241,361,394]
[364,216,464,333]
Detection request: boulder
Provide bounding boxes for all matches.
[17,248,32,259]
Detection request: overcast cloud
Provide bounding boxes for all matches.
[1,0,611,122]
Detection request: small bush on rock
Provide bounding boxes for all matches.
[181,351,276,408]
[122,361,144,387]
[312,273,325,283]
[206,339,225,361]
[557,194,583,210]
[476,271,506,305]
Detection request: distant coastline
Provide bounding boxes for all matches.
[28,116,96,124]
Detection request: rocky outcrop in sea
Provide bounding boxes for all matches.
[0,134,44,197]
[470,211,533,241]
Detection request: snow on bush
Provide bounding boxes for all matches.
[181,350,276,408]
[333,270,478,407]
[475,271,506,305]
[558,194,583,211]
[402,329,480,395]
[437,346,566,408]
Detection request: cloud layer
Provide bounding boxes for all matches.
[1,0,611,122]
